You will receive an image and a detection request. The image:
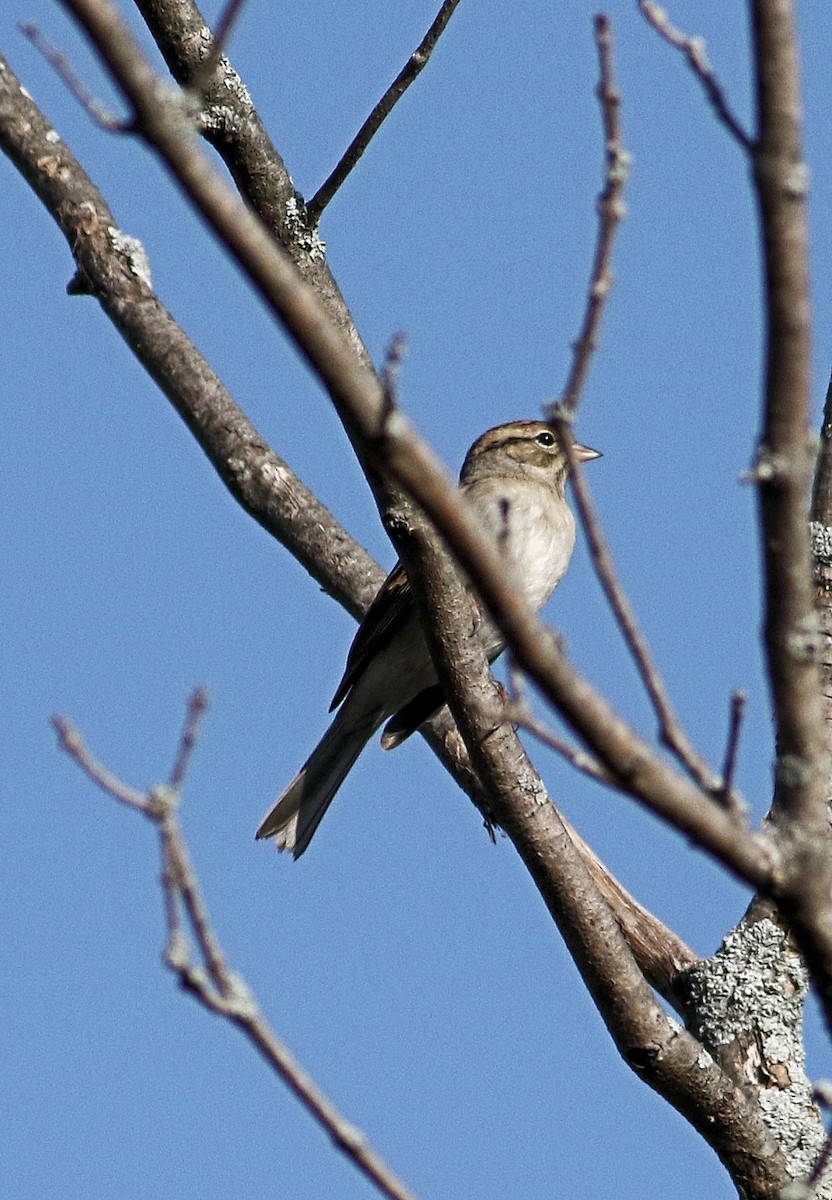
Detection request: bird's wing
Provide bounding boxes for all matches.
[329,562,414,711]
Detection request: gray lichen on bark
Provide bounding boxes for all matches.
[681,917,827,1187]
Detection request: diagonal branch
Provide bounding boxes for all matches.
[19,20,126,130]
[390,507,786,1198]
[638,1,753,150]
[554,419,728,797]
[745,0,832,1018]
[556,12,629,416]
[0,41,694,1013]
[50,0,775,890]
[306,0,464,222]
[133,0,373,368]
[0,48,381,620]
[551,16,732,801]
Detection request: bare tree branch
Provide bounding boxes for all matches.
[306,0,464,223]
[811,369,832,766]
[52,697,420,1200]
[543,15,726,801]
[47,0,778,890]
[503,665,615,786]
[555,12,629,416]
[19,20,126,130]
[555,810,699,1000]
[638,1,753,150]
[0,41,695,1019]
[387,499,787,1197]
[190,0,248,91]
[556,416,729,795]
[0,48,381,619]
[132,0,371,367]
[746,0,832,1009]
[717,691,748,811]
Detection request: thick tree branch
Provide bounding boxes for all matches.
[747,0,832,1021]
[392,516,787,1198]
[750,0,823,831]
[0,48,381,619]
[0,42,694,1009]
[48,0,777,890]
[132,0,371,367]
[641,5,832,1181]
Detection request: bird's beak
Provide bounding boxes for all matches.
[573,443,602,463]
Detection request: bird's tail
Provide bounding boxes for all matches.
[256,694,383,858]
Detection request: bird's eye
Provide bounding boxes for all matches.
[535,431,556,447]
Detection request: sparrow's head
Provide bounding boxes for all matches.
[460,420,601,494]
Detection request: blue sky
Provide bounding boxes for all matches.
[3,2,832,1197]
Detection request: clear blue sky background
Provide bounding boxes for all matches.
[4,2,832,1197]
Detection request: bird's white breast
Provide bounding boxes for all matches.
[463,478,576,612]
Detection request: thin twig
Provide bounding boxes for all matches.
[19,21,128,131]
[638,1,753,151]
[379,331,408,430]
[716,691,748,812]
[553,414,735,801]
[52,698,419,1200]
[51,716,151,809]
[169,685,209,789]
[306,0,463,222]
[190,0,249,95]
[504,665,615,786]
[52,0,776,887]
[551,13,630,417]
[543,15,731,800]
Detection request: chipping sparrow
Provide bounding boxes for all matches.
[256,420,600,857]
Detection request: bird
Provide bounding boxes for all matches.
[256,419,600,857]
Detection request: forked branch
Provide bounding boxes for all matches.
[52,696,419,1200]
[51,0,774,887]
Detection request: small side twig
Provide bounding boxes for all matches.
[52,716,150,809]
[715,691,748,813]
[552,412,739,803]
[638,1,753,151]
[539,17,740,806]
[19,21,127,131]
[190,0,249,95]
[503,664,615,787]
[379,331,408,431]
[551,13,630,418]
[306,0,463,222]
[169,685,209,789]
[52,695,418,1200]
